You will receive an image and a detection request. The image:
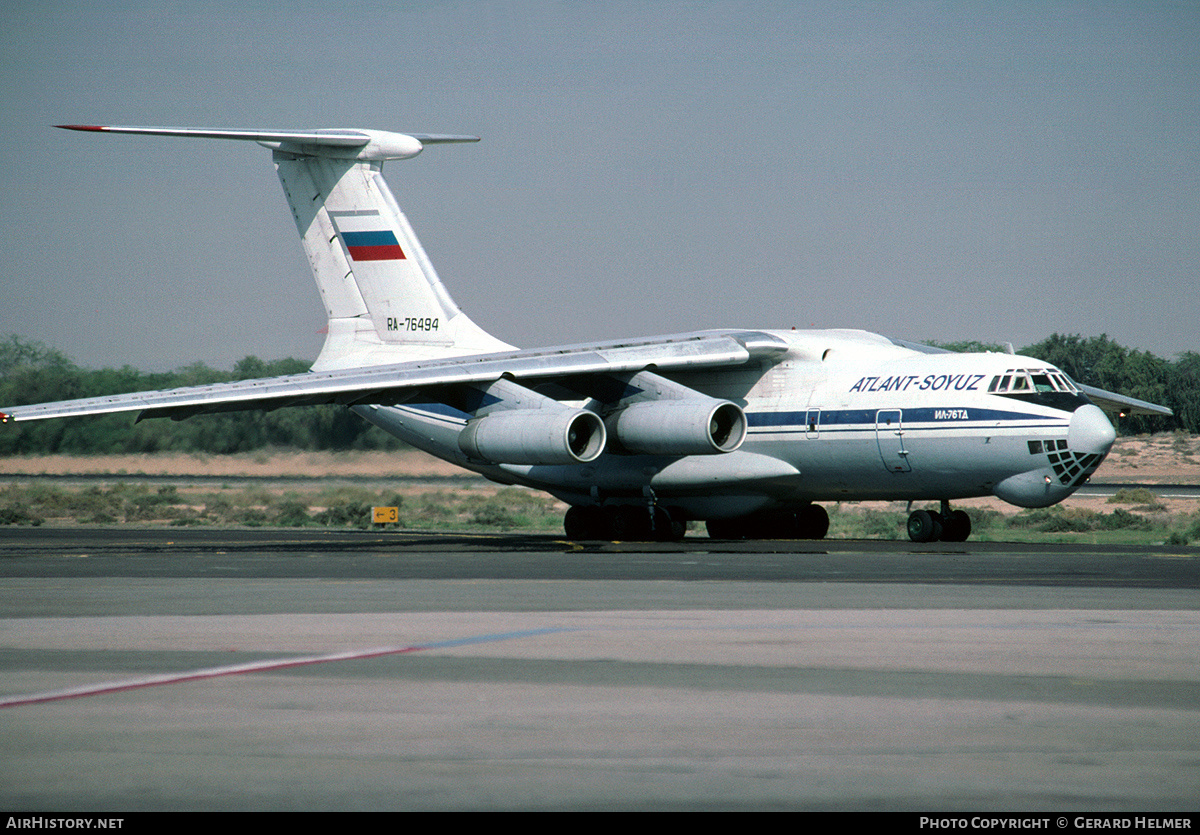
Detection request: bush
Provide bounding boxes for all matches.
[1007,508,1058,529]
[314,500,372,528]
[272,499,311,527]
[0,506,43,525]
[469,503,517,527]
[203,496,236,524]
[1108,488,1165,510]
[859,509,904,539]
[1096,508,1151,531]
[237,508,268,527]
[1007,505,1152,533]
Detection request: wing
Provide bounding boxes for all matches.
[1075,384,1173,418]
[0,331,788,424]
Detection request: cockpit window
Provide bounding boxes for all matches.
[985,367,1089,412]
[1053,373,1077,392]
[1031,374,1054,392]
[989,368,1076,394]
[989,367,1090,411]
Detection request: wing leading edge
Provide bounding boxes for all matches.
[0,331,788,424]
[1075,384,1173,418]
[55,125,480,161]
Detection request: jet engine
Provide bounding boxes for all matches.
[607,399,746,455]
[458,408,606,465]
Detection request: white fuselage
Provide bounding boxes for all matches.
[353,328,1116,520]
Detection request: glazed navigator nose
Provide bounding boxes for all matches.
[1068,404,1117,456]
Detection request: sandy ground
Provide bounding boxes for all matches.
[1091,432,1200,483]
[0,449,465,479]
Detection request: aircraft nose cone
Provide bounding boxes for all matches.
[1068,404,1116,455]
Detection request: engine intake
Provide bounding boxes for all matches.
[608,399,746,455]
[459,408,606,465]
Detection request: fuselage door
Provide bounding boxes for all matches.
[805,409,820,439]
[875,409,911,473]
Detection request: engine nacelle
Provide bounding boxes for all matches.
[458,408,606,465]
[608,399,746,455]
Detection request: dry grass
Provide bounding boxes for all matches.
[1,434,1197,542]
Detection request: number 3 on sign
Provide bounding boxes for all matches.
[373,506,399,524]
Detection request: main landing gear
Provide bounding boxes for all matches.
[906,502,972,543]
[563,504,688,542]
[704,504,830,541]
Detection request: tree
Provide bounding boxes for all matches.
[1021,334,1180,434]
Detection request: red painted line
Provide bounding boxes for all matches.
[1,627,572,708]
[0,646,421,708]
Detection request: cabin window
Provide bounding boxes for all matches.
[1032,374,1054,392]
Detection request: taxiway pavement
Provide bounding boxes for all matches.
[2,528,1198,811]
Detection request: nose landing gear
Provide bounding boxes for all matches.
[907,502,972,543]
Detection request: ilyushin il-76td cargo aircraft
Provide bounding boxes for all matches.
[1,125,1173,542]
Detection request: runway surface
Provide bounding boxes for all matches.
[2,527,1198,811]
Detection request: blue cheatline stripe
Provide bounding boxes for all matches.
[746,407,1061,428]
[341,230,399,247]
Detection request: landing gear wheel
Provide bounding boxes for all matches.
[707,505,829,540]
[760,509,795,539]
[563,505,605,540]
[706,517,746,540]
[651,507,687,542]
[907,509,943,543]
[940,509,972,542]
[607,506,649,541]
[797,504,829,540]
[567,505,688,542]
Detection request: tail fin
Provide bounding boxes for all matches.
[57,125,513,371]
[274,152,513,370]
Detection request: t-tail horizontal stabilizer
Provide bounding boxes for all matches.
[56,124,509,371]
[55,125,479,161]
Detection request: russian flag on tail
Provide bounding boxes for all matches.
[342,230,406,261]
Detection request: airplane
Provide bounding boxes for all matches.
[0,125,1173,542]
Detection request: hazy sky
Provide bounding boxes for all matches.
[2,1,1197,371]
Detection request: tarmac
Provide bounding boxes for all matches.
[2,527,1198,811]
